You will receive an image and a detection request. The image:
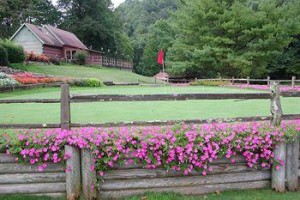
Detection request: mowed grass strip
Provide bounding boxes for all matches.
[124,189,300,200]
[0,86,298,124]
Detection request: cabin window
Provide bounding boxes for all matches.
[66,50,77,60]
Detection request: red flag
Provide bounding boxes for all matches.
[157,49,164,65]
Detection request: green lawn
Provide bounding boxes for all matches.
[124,189,300,200]
[26,64,158,83]
[1,189,300,200]
[0,86,299,124]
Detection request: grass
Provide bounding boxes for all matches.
[1,189,300,200]
[124,189,300,200]
[0,86,299,124]
[25,63,158,83]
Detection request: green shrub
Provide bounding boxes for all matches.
[74,51,87,65]
[190,80,230,86]
[67,78,105,87]
[0,45,9,66]
[0,40,25,63]
[50,58,61,65]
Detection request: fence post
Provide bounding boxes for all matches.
[286,136,299,191]
[267,76,270,86]
[291,76,296,88]
[231,77,234,84]
[270,81,285,192]
[81,148,97,200]
[61,84,71,130]
[65,146,81,200]
[247,76,250,85]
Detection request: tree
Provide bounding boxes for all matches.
[167,0,300,78]
[0,0,61,39]
[137,20,175,76]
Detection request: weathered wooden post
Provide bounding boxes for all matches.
[61,84,82,200]
[231,77,234,84]
[267,76,271,86]
[81,149,97,200]
[61,84,71,130]
[270,81,285,192]
[291,76,296,88]
[247,76,250,85]
[286,136,299,191]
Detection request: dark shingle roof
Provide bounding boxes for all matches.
[24,23,87,49]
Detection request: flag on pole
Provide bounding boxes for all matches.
[157,49,164,65]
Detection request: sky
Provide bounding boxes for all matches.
[51,0,125,8]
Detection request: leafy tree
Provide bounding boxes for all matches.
[167,0,300,78]
[117,0,180,73]
[0,0,61,38]
[137,20,175,76]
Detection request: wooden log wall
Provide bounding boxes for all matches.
[0,153,66,196]
[97,156,270,199]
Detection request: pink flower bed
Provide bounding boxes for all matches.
[227,84,300,92]
[1,120,299,177]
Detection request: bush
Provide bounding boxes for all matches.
[0,72,9,79]
[0,45,9,66]
[50,58,60,65]
[74,51,87,65]
[0,78,20,87]
[0,40,25,63]
[67,78,105,87]
[190,80,230,86]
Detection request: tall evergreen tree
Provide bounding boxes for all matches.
[167,0,300,78]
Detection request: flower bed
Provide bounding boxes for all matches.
[0,72,20,87]
[1,120,299,177]
[227,84,300,92]
[11,72,64,85]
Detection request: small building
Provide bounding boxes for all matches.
[10,23,102,65]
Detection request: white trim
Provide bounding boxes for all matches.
[44,25,64,45]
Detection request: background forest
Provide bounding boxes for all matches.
[0,0,300,79]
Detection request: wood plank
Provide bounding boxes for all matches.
[0,153,17,163]
[0,183,66,194]
[71,114,300,128]
[81,148,97,199]
[65,146,81,200]
[33,193,66,198]
[286,139,299,191]
[0,124,60,129]
[71,93,272,103]
[0,163,64,174]
[0,99,60,104]
[99,180,270,199]
[100,171,270,190]
[103,164,265,180]
[0,172,65,184]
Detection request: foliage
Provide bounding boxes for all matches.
[58,0,132,60]
[73,51,87,65]
[67,78,105,87]
[0,40,25,63]
[0,0,61,38]
[136,20,176,76]
[50,58,61,65]
[1,121,299,179]
[268,35,300,79]
[0,45,9,66]
[190,80,230,87]
[167,0,300,78]
[117,0,180,72]
[25,52,50,63]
